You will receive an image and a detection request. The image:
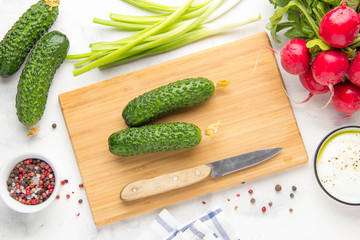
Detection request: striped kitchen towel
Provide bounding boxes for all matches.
[136,208,240,240]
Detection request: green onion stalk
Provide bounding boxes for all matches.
[67,0,261,76]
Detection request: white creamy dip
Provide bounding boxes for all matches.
[316,128,360,204]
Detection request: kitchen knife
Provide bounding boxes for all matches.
[120,147,282,201]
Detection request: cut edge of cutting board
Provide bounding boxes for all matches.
[59,31,309,226]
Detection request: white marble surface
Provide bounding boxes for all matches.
[1,0,360,239]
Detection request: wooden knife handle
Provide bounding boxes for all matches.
[120,165,212,201]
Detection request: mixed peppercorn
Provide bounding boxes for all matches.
[202,183,298,214]
[6,153,85,217]
[6,158,55,205]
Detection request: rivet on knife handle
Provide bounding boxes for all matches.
[120,165,211,201]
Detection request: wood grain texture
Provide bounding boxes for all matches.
[59,32,308,226]
[121,165,211,201]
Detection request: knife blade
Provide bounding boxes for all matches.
[120,147,282,201]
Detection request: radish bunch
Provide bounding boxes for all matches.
[272,0,360,119]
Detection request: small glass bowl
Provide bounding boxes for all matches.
[314,125,360,205]
[0,152,60,213]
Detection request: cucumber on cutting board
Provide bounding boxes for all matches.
[122,77,215,127]
[108,122,202,156]
[0,0,59,78]
[16,30,69,127]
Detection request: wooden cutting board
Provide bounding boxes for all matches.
[59,32,308,226]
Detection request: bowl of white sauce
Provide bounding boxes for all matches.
[314,125,360,205]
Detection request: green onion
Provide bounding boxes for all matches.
[68,0,260,76]
[72,0,195,76]
[122,0,211,13]
[109,13,168,24]
[100,14,261,68]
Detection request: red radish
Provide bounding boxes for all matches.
[297,69,329,103]
[347,53,360,87]
[311,49,349,107]
[332,81,360,117]
[263,39,311,75]
[319,0,360,48]
[280,39,311,75]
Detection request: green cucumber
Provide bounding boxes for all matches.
[0,0,59,77]
[108,122,202,156]
[122,77,215,127]
[16,30,69,127]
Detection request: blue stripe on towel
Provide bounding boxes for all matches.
[210,212,231,240]
[156,215,174,233]
[164,208,239,240]
[189,225,206,238]
[165,229,179,240]
[199,208,223,222]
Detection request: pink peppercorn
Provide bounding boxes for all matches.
[248,189,253,194]
[262,206,267,213]
[7,158,56,206]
